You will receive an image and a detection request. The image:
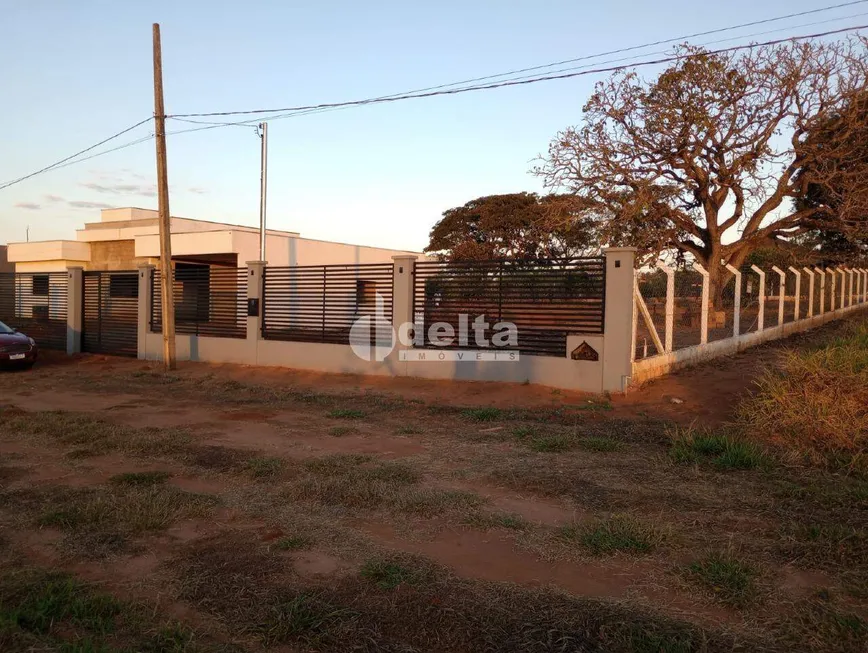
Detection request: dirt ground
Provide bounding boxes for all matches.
[1,319,866,652]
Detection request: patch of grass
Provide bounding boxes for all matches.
[736,320,868,471]
[528,434,572,453]
[167,532,751,651]
[36,484,218,534]
[327,409,366,419]
[256,592,355,646]
[573,400,614,412]
[578,436,620,452]
[561,515,662,555]
[668,426,770,470]
[774,597,868,653]
[245,456,286,479]
[461,407,502,422]
[290,455,481,517]
[394,425,422,435]
[328,425,359,437]
[0,410,190,459]
[0,570,122,636]
[359,560,426,590]
[109,471,171,486]
[687,552,757,608]
[273,536,312,551]
[512,425,536,439]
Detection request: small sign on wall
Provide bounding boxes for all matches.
[247,297,260,317]
[571,341,599,361]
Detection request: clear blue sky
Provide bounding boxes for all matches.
[0,0,861,251]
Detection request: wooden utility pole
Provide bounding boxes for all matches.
[152,23,176,370]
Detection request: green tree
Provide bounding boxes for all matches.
[425,192,596,261]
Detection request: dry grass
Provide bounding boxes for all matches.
[284,454,483,517]
[168,537,750,652]
[736,319,868,471]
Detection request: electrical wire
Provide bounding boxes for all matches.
[324,0,868,101]
[3,11,867,191]
[168,23,868,119]
[250,11,868,126]
[0,118,153,191]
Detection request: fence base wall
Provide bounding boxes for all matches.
[631,303,867,385]
[140,331,609,393]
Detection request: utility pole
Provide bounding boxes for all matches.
[258,122,268,261]
[153,23,176,370]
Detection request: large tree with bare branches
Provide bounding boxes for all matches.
[536,39,868,305]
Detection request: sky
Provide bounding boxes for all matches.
[0,0,864,252]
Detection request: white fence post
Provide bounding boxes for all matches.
[788,266,801,321]
[751,265,765,332]
[815,267,825,314]
[803,267,815,318]
[724,263,741,336]
[692,262,710,344]
[847,268,855,307]
[862,269,867,303]
[657,262,675,353]
[633,277,665,356]
[771,266,786,325]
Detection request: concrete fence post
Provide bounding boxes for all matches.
[391,255,417,359]
[246,261,265,344]
[750,265,765,332]
[657,261,675,352]
[837,268,846,310]
[66,267,83,355]
[788,266,801,321]
[815,267,826,314]
[803,267,815,317]
[725,263,741,337]
[771,266,786,325]
[692,262,709,344]
[136,264,154,359]
[847,268,855,307]
[862,269,867,303]
[603,247,637,392]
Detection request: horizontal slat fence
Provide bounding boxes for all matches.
[413,258,606,356]
[0,272,68,350]
[151,266,247,339]
[83,271,139,357]
[262,264,394,344]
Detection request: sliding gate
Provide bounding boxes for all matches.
[82,271,139,357]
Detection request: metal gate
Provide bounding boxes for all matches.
[82,271,139,357]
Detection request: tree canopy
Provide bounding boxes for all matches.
[535,39,868,300]
[424,192,596,261]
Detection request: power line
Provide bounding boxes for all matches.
[250,11,868,127]
[331,0,868,101]
[169,23,868,119]
[0,118,153,191]
[3,16,867,191]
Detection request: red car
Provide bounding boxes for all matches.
[0,320,38,369]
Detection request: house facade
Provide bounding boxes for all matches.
[6,207,421,272]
